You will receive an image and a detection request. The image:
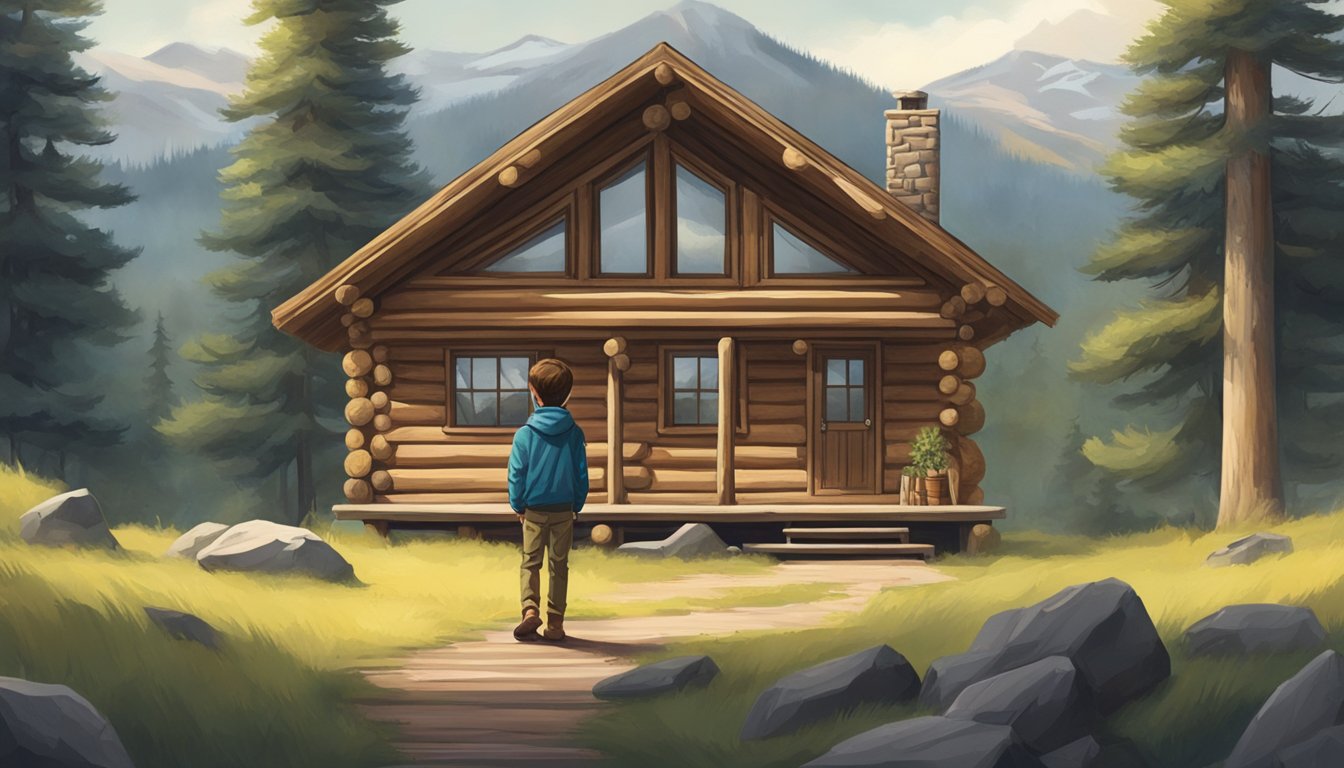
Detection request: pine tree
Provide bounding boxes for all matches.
[144,312,177,425]
[1072,0,1344,526]
[0,0,138,474]
[160,0,429,521]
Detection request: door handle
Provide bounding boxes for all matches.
[820,420,828,433]
[864,418,872,428]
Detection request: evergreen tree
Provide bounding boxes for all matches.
[143,312,177,425]
[0,0,138,474]
[160,0,429,521]
[1072,0,1344,525]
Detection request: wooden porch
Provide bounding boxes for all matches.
[335,502,1005,556]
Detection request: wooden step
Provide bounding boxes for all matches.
[743,542,934,560]
[783,527,910,543]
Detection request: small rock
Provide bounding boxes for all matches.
[618,523,728,559]
[592,656,719,700]
[803,716,1037,768]
[1276,724,1344,768]
[1185,604,1327,657]
[0,676,136,768]
[726,545,742,556]
[1224,650,1344,768]
[144,607,220,650]
[921,579,1169,715]
[1040,736,1101,768]
[195,520,355,582]
[1207,532,1293,567]
[19,489,119,550]
[945,656,1094,754]
[740,645,920,741]
[164,522,229,559]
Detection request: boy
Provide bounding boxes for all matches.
[508,358,589,642]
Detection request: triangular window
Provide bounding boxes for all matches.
[771,221,854,274]
[484,218,567,273]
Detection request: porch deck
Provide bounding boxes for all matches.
[334,503,1006,555]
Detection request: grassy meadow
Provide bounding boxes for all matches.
[580,514,1344,768]
[0,464,818,768]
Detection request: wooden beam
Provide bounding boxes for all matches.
[342,350,373,377]
[642,104,671,132]
[958,324,976,342]
[833,175,887,220]
[653,62,675,85]
[781,146,809,171]
[351,298,375,318]
[986,285,1008,307]
[516,148,542,168]
[372,310,952,330]
[791,339,809,356]
[961,283,987,305]
[607,353,626,504]
[381,288,946,313]
[343,478,372,503]
[666,91,692,121]
[603,336,627,357]
[335,284,360,306]
[717,336,736,505]
[940,296,967,319]
[497,166,521,187]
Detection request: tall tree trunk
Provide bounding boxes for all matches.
[296,434,314,526]
[1218,49,1284,528]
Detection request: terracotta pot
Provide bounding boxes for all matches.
[924,472,949,506]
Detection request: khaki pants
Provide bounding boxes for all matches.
[520,505,574,618]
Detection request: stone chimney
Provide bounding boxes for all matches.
[885,90,940,223]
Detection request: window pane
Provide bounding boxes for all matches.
[849,388,866,421]
[472,357,497,389]
[471,392,499,425]
[673,392,699,425]
[826,387,847,421]
[772,222,854,274]
[485,220,566,272]
[826,359,847,385]
[848,359,864,385]
[699,393,719,425]
[500,357,530,390]
[699,356,718,389]
[454,393,475,425]
[673,356,698,389]
[599,162,648,274]
[455,358,472,389]
[499,391,530,425]
[675,165,726,274]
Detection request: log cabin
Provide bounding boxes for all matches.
[272,43,1057,556]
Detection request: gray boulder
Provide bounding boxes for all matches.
[1039,736,1101,768]
[164,522,229,559]
[945,656,1095,754]
[592,655,719,700]
[195,520,355,582]
[921,579,1169,714]
[19,489,119,550]
[0,676,135,768]
[741,645,920,741]
[1185,604,1327,657]
[1276,724,1344,768]
[618,523,728,559]
[803,716,1043,768]
[1207,532,1293,567]
[1224,650,1344,768]
[144,607,220,650]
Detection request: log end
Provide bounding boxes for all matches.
[642,104,671,132]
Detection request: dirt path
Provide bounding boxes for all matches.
[361,561,950,767]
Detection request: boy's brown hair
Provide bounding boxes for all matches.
[529,358,573,407]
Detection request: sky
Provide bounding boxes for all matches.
[88,0,1162,86]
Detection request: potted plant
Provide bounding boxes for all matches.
[899,465,922,505]
[910,426,951,505]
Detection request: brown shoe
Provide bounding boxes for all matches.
[542,615,566,642]
[513,609,542,642]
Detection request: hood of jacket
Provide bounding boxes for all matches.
[525,406,576,437]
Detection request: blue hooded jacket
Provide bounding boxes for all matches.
[508,406,589,514]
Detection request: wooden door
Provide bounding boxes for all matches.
[812,348,876,493]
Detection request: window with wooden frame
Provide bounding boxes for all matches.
[770,218,855,275]
[445,196,576,278]
[445,352,540,430]
[657,347,748,434]
[672,161,728,276]
[596,154,652,276]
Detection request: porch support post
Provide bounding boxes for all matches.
[604,337,629,504]
[717,336,736,505]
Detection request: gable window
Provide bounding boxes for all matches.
[484,218,567,273]
[598,158,650,274]
[451,354,534,427]
[771,221,854,274]
[674,164,727,275]
[669,353,719,426]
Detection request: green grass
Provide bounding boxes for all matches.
[580,514,1344,768]
[0,465,813,768]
